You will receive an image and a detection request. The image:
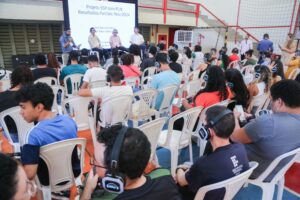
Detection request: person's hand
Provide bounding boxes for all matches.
[85,168,99,194]
[233,109,242,119]
[181,98,189,108]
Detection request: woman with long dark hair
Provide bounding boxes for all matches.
[182,66,231,109]
[225,68,250,109]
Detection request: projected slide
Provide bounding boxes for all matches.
[68,0,136,49]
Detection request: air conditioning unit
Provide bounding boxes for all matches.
[174,30,193,50]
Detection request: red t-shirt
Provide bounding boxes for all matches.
[229,54,240,62]
[120,65,141,78]
[194,88,233,108]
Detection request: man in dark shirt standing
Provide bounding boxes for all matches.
[32,53,57,81]
[175,106,249,200]
[169,50,182,73]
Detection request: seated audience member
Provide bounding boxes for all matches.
[59,50,87,94]
[32,53,57,81]
[0,153,37,200]
[15,83,79,188]
[78,65,133,127]
[104,48,120,69]
[169,50,183,73]
[0,66,33,142]
[47,52,61,74]
[157,43,167,53]
[140,45,157,72]
[181,47,192,74]
[81,55,106,89]
[150,53,180,110]
[229,48,240,63]
[80,48,89,67]
[182,66,232,110]
[175,106,249,200]
[120,54,141,78]
[81,125,182,200]
[243,49,256,66]
[269,54,285,85]
[231,80,300,181]
[247,65,271,98]
[225,69,250,109]
[192,45,204,71]
[129,44,142,66]
[285,51,300,79]
[260,51,272,66]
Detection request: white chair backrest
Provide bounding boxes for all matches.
[163,106,202,147]
[132,88,157,117]
[51,85,65,114]
[186,79,202,99]
[141,67,157,89]
[248,93,269,115]
[39,138,86,192]
[124,77,140,89]
[0,106,34,149]
[62,96,94,131]
[89,80,107,88]
[63,74,84,96]
[240,65,254,75]
[228,60,240,69]
[187,69,201,81]
[34,77,58,86]
[157,84,179,115]
[288,68,300,80]
[194,162,259,200]
[253,147,300,183]
[177,73,184,82]
[143,66,157,77]
[138,118,166,159]
[101,95,133,127]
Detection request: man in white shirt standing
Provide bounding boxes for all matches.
[240,34,253,60]
[88,27,108,63]
[81,55,107,89]
[130,27,146,58]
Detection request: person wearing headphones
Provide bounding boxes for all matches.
[175,106,249,200]
[80,125,182,200]
[32,53,57,81]
[78,65,133,128]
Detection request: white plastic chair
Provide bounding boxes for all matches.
[34,76,58,86]
[247,147,300,200]
[194,161,259,200]
[247,93,269,116]
[186,69,201,82]
[138,118,166,160]
[51,85,65,114]
[89,80,107,89]
[38,138,86,199]
[158,106,203,175]
[0,106,34,153]
[100,95,133,127]
[63,74,84,97]
[186,79,203,99]
[240,65,254,75]
[288,68,300,80]
[124,77,140,89]
[156,84,179,118]
[130,88,158,127]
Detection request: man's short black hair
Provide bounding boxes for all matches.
[149,46,157,56]
[129,44,141,56]
[157,43,165,51]
[69,50,80,62]
[169,51,179,62]
[271,80,300,108]
[34,53,47,65]
[97,125,151,179]
[0,153,19,200]
[10,66,33,88]
[15,82,54,110]
[194,45,202,52]
[107,65,124,82]
[155,53,168,64]
[206,106,235,139]
[263,33,269,39]
[90,27,95,32]
[87,55,99,63]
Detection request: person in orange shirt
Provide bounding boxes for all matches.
[182,66,232,110]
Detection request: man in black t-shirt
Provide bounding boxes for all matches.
[32,53,57,81]
[175,106,249,200]
[81,125,182,200]
[169,50,182,73]
[140,45,157,72]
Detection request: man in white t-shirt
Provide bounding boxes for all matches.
[81,55,106,89]
[240,34,253,60]
[78,65,133,127]
[130,27,146,58]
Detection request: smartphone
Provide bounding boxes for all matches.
[236,105,246,122]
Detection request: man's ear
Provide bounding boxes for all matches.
[35,103,45,112]
[277,98,284,107]
[209,127,216,138]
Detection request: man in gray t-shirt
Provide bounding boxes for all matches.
[231,80,300,181]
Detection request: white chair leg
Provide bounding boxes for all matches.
[170,149,179,176]
[189,141,193,163]
[42,186,51,200]
[261,183,275,200]
[199,139,207,157]
[277,178,285,200]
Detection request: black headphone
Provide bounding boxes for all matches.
[0,66,7,80]
[102,126,128,194]
[254,65,262,79]
[198,109,233,140]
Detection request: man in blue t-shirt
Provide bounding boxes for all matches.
[175,106,249,200]
[257,33,273,64]
[59,50,87,94]
[150,53,180,110]
[15,83,79,186]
